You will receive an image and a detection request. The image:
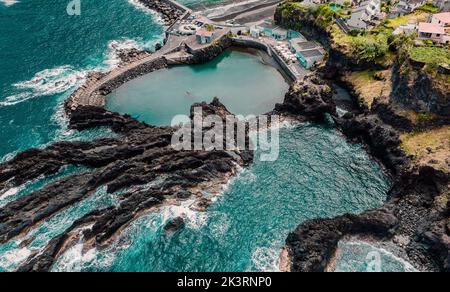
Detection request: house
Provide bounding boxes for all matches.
[230,26,249,35]
[393,23,418,35]
[347,0,381,29]
[431,12,450,32]
[250,25,261,38]
[258,21,289,40]
[418,22,446,42]
[417,12,450,43]
[287,30,303,39]
[289,40,325,68]
[388,0,427,18]
[302,0,325,6]
[196,29,215,44]
[296,49,326,68]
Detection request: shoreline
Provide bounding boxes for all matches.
[0,0,447,273]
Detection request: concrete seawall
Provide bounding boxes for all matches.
[65,35,232,114]
[66,34,302,114]
[231,37,298,82]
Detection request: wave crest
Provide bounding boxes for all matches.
[0,66,87,107]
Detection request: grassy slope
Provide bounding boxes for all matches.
[401,126,450,172]
[343,69,392,108]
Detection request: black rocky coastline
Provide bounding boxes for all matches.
[273,2,449,272]
[1,99,253,272]
[277,62,449,273]
[138,0,185,25]
[0,15,447,271]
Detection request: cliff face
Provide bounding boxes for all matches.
[274,74,336,122]
[391,62,450,116]
[274,3,449,119]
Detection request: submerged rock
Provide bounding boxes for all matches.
[164,217,186,233]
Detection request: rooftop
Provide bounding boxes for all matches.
[418,22,445,34]
[293,41,320,51]
[433,12,450,24]
[196,29,214,37]
[299,49,324,58]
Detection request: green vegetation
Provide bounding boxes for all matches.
[277,1,449,67]
[332,25,393,63]
[205,24,215,32]
[278,1,312,18]
[277,2,337,28]
[417,112,435,123]
[416,2,440,13]
[401,126,450,172]
[344,69,392,107]
[410,47,450,66]
[385,12,428,28]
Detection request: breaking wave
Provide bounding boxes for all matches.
[0,0,19,7]
[0,66,87,107]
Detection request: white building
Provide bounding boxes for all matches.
[417,13,450,44]
[347,0,381,29]
[393,23,417,35]
[195,29,215,44]
[250,26,261,38]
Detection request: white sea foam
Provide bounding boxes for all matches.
[0,66,87,107]
[0,247,31,271]
[340,241,418,272]
[163,200,209,230]
[0,0,19,7]
[127,0,164,24]
[0,186,22,202]
[251,245,281,272]
[103,38,144,70]
[51,243,97,272]
[336,106,348,118]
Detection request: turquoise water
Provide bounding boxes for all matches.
[48,125,391,272]
[329,4,342,12]
[335,241,418,272]
[107,50,289,126]
[0,0,400,273]
[0,0,164,159]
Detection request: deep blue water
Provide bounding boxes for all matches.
[0,0,164,159]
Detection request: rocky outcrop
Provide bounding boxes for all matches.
[138,0,185,25]
[0,99,253,272]
[274,74,336,122]
[185,36,233,64]
[336,113,409,174]
[286,165,449,272]
[391,62,450,117]
[164,217,186,233]
[286,208,398,272]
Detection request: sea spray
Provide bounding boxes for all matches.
[335,241,418,272]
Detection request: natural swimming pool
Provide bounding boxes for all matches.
[106,49,290,126]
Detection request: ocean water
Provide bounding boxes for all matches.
[0,0,407,272]
[0,0,165,159]
[335,241,418,272]
[49,124,391,272]
[107,49,289,126]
